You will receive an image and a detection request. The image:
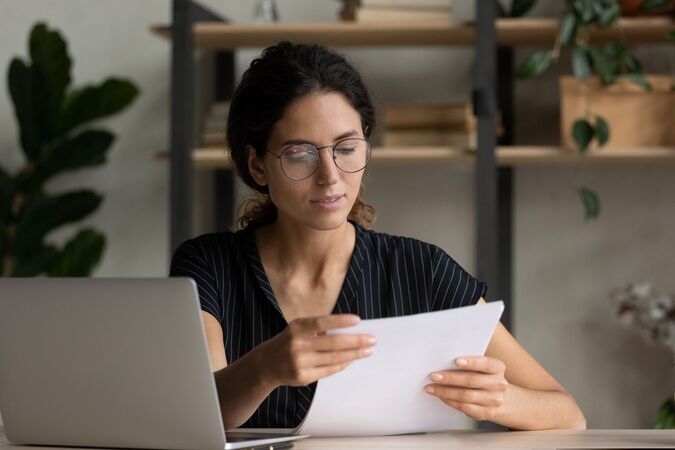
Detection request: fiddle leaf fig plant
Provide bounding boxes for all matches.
[1,22,139,277]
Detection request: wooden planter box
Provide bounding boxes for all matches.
[560,75,675,150]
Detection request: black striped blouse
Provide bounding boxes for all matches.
[169,219,487,428]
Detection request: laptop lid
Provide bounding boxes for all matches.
[0,278,302,450]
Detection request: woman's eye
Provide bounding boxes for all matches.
[285,150,315,161]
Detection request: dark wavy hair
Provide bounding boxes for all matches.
[226,41,377,230]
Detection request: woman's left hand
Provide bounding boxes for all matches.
[425,356,509,422]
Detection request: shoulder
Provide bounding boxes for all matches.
[169,229,252,278]
[356,223,443,261]
[172,229,247,259]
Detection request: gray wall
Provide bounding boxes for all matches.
[0,0,673,429]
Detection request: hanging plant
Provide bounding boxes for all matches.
[515,0,659,220]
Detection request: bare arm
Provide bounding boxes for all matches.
[201,312,376,429]
[425,298,586,430]
[201,312,274,429]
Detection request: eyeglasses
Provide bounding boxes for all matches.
[267,137,372,181]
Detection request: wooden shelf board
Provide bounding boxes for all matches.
[150,18,674,49]
[151,146,675,169]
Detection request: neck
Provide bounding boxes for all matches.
[256,216,355,283]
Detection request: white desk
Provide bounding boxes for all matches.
[1,426,674,449]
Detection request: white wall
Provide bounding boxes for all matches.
[0,0,673,429]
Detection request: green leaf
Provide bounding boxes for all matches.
[589,47,616,85]
[510,0,538,17]
[13,190,102,258]
[572,119,595,152]
[595,116,610,146]
[10,243,59,277]
[574,0,596,23]
[579,187,601,220]
[667,30,675,42]
[559,13,578,46]
[59,78,139,135]
[572,48,592,80]
[516,51,552,79]
[654,396,675,429]
[28,23,71,122]
[604,42,626,60]
[17,129,114,192]
[640,0,671,11]
[48,228,105,277]
[624,54,642,74]
[7,58,52,162]
[0,165,14,220]
[627,72,653,91]
[596,1,620,27]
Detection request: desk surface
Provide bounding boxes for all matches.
[1,426,674,449]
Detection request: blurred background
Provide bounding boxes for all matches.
[0,0,674,429]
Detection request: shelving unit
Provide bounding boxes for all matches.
[155,146,675,169]
[155,0,675,334]
[151,16,674,48]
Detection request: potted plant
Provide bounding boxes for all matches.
[1,22,139,277]
[514,0,674,220]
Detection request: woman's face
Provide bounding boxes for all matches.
[247,91,366,231]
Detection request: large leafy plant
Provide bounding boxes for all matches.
[1,23,139,277]
[513,0,672,220]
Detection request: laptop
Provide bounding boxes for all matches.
[0,278,307,450]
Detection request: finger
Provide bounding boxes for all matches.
[291,314,360,334]
[454,356,505,374]
[429,371,508,390]
[308,347,373,367]
[307,362,352,380]
[425,385,505,407]
[310,333,376,351]
[439,398,499,422]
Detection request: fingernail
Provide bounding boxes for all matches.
[362,347,372,356]
[456,358,468,367]
[425,385,435,394]
[430,373,443,381]
[349,315,360,323]
[367,337,377,345]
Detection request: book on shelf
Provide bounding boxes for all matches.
[201,102,229,147]
[383,103,472,129]
[381,129,475,147]
[380,102,503,150]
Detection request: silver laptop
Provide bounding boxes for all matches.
[0,278,307,450]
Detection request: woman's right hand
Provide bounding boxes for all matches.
[254,314,376,388]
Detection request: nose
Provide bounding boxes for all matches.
[314,147,339,185]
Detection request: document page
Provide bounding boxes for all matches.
[294,301,504,436]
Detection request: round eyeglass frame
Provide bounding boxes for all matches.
[266,137,372,181]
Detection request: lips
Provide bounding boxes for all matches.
[311,194,345,203]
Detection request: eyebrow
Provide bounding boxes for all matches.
[281,129,358,147]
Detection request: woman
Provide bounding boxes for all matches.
[170,42,586,431]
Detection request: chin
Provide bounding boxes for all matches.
[304,214,349,231]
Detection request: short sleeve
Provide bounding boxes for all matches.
[169,239,223,323]
[429,245,488,311]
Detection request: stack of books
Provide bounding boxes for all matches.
[342,0,455,24]
[381,103,476,148]
[201,102,229,147]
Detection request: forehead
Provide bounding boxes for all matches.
[270,92,362,143]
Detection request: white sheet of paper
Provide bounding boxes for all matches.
[293,301,504,437]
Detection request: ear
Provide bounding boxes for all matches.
[246,145,268,187]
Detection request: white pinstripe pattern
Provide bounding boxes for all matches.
[169,222,487,428]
